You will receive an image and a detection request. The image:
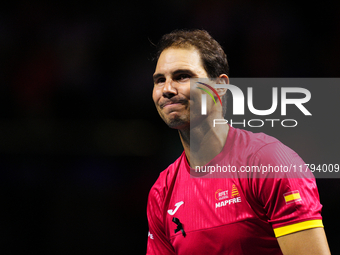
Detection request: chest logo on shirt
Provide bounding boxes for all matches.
[231,184,240,197]
[167,201,184,215]
[215,189,229,200]
[215,184,241,209]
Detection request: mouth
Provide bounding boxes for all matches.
[160,99,187,109]
[163,102,182,108]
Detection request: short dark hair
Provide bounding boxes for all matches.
[154,29,229,117]
[154,29,229,77]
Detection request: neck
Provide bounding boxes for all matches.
[179,113,229,168]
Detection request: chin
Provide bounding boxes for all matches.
[165,117,190,130]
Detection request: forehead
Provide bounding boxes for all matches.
[154,47,205,75]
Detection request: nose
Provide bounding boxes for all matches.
[162,79,177,98]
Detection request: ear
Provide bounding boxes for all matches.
[216,74,229,97]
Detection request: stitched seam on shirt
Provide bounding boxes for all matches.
[169,218,259,240]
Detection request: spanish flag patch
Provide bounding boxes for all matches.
[283,190,301,204]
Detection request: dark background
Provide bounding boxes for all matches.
[0,1,339,254]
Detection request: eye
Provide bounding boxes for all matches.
[177,73,191,82]
[155,77,166,85]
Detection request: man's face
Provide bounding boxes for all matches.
[152,47,208,129]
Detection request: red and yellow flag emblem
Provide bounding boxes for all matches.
[283,190,301,204]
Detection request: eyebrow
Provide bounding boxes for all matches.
[153,69,196,83]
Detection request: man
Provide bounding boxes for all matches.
[147,29,330,254]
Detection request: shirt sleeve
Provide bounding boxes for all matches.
[146,179,175,255]
[250,142,323,238]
